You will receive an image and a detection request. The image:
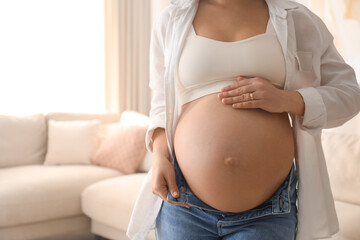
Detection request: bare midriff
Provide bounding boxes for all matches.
[173,92,295,213]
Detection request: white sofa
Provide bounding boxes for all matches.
[321,112,360,240]
[0,110,359,240]
[0,111,155,240]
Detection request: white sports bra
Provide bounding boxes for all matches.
[177,18,286,106]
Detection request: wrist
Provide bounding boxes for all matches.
[282,90,305,116]
[152,134,170,159]
[153,146,170,159]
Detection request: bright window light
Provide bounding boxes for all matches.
[0,0,105,115]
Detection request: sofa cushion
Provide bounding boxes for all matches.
[45,112,120,125]
[333,200,360,240]
[0,165,123,227]
[0,113,46,168]
[321,130,360,205]
[81,173,147,232]
[44,120,100,165]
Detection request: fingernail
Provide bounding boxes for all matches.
[172,191,178,197]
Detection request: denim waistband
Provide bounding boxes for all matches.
[167,149,298,216]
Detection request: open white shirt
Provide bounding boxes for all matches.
[127,0,360,239]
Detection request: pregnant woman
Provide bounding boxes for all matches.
[127,0,360,239]
[155,0,298,238]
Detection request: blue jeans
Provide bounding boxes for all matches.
[155,150,299,240]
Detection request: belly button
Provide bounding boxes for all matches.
[224,157,238,167]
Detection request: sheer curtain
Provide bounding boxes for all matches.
[104,0,151,116]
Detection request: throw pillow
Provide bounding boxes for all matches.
[91,123,147,174]
[44,119,100,165]
[0,113,46,167]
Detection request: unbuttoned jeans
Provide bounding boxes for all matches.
[155,150,299,240]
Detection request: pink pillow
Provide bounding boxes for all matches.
[91,124,147,174]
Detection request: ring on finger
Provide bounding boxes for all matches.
[249,92,254,101]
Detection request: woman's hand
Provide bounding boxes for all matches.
[217,76,288,113]
[152,152,191,208]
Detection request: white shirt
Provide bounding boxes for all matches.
[127,0,360,239]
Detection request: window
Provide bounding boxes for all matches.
[0,0,105,115]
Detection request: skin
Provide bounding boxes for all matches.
[152,0,305,211]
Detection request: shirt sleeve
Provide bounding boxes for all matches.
[145,9,169,153]
[295,40,360,136]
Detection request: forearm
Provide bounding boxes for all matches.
[282,90,305,116]
[152,127,170,159]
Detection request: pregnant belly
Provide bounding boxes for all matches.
[174,92,295,213]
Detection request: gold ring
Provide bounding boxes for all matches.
[249,92,254,101]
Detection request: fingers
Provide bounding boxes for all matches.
[153,179,168,201]
[220,77,251,92]
[152,161,191,208]
[157,176,191,208]
[163,170,192,208]
[221,93,252,104]
[218,75,280,112]
[219,84,256,99]
[164,166,180,199]
[232,99,263,109]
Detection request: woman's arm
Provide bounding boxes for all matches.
[152,127,169,158]
[294,41,360,136]
[282,91,305,117]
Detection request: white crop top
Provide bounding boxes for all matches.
[177,18,286,106]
